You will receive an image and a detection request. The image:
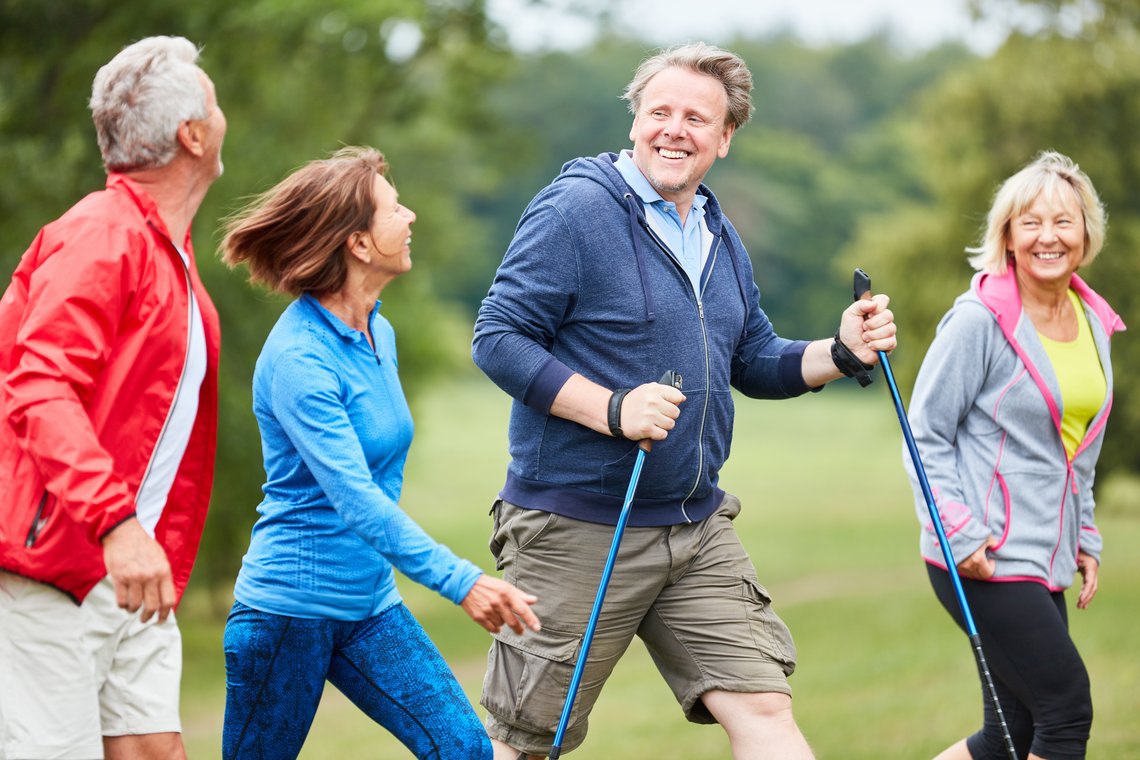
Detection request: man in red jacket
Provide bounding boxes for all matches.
[0,36,225,760]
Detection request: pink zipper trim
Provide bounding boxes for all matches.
[992,473,1012,551]
[1046,468,1074,585]
[922,559,1066,591]
[984,368,1022,547]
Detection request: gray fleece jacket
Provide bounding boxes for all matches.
[905,267,1125,590]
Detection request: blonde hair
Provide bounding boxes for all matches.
[967,150,1106,274]
[220,146,389,295]
[622,42,754,130]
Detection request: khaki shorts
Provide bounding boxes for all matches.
[481,493,797,755]
[0,572,182,760]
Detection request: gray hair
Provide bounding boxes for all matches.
[621,42,754,130]
[89,36,208,173]
[967,150,1107,274]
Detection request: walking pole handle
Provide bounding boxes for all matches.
[832,270,876,387]
[639,370,684,453]
[658,369,684,390]
[854,268,872,302]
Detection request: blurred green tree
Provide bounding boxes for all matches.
[0,0,516,596]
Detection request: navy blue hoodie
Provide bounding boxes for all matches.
[473,153,812,526]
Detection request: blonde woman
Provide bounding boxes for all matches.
[906,151,1125,759]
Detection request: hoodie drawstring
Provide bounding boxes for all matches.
[624,192,657,322]
[719,232,752,340]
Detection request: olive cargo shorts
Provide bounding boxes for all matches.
[481,493,797,754]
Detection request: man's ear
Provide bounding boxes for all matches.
[177,119,206,158]
[717,123,736,159]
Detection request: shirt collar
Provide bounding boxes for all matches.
[614,150,707,214]
[301,292,380,343]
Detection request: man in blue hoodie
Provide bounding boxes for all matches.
[473,42,896,759]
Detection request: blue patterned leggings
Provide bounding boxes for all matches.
[222,601,492,759]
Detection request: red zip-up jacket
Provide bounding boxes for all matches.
[0,174,220,604]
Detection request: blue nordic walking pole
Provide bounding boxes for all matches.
[853,269,1017,760]
[548,370,683,760]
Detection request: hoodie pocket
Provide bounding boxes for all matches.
[598,445,642,495]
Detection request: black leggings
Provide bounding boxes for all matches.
[927,566,1092,760]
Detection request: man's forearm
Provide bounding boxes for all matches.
[801,338,844,388]
[548,373,611,436]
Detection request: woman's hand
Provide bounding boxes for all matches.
[460,575,541,635]
[956,535,998,580]
[1076,551,1099,609]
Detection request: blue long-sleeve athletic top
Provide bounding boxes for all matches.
[234,293,482,620]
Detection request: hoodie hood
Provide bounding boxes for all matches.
[552,153,751,326]
[970,264,1123,463]
[973,267,1126,338]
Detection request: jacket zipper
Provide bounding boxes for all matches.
[135,225,195,514]
[642,223,719,522]
[680,240,721,521]
[25,492,50,547]
[994,362,1089,583]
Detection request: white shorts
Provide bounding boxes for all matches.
[0,572,182,760]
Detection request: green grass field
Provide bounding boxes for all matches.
[180,378,1140,758]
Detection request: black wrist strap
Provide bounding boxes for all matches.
[608,388,631,438]
[831,331,875,387]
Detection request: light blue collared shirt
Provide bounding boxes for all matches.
[614,150,709,292]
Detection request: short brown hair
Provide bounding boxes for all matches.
[622,42,754,130]
[220,146,389,295]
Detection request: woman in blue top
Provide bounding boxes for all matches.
[218,146,540,760]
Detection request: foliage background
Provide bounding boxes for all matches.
[2,0,1138,753]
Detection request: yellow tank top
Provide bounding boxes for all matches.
[1037,289,1106,459]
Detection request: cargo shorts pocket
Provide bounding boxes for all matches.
[482,625,583,734]
[744,578,797,675]
[488,500,558,572]
[488,499,507,561]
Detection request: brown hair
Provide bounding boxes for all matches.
[220,146,389,295]
[622,42,754,130]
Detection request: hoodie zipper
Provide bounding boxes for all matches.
[682,240,724,519]
[641,222,720,522]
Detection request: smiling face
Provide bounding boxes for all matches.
[1007,181,1085,290]
[363,173,416,276]
[628,66,735,208]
